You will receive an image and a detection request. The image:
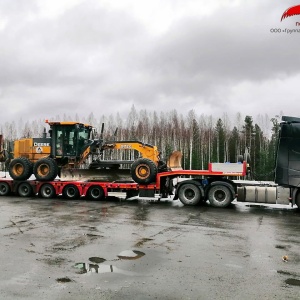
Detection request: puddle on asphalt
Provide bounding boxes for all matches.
[117,250,145,260]
[275,244,291,250]
[74,262,138,276]
[74,250,145,276]
[56,277,73,283]
[89,257,106,264]
[277,270,299,277]
[285,278,300,286]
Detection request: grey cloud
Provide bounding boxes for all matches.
[0,0,299,126]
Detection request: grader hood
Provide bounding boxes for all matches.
[167,151,183,170]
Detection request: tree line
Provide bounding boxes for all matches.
[0,106,281,180]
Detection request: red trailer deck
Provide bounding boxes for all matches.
[0,161,247,207]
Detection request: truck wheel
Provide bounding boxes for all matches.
[17,182,33,197]
[34,157,58,181]
[208,184,233,208]
[9,157,33,180]
[87,185,104,200]
[40,183,56,199]
[63,184,80,199]
[0,182,10,196]
[131,158,157,184]
[178,183,201,205]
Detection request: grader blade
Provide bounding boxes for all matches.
[167,151,183,170]
[60,168,133,182]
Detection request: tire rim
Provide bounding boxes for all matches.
[136,164,150,179]
[13,163,24,176]
[91,188,100,197]
[44,186,52,196]
[214,190,226,202]
[37,164,50,176]
[0,183,8,194]
[184,188,195,200]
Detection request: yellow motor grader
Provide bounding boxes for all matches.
[6,120,181,184]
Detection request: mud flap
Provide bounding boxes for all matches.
[139,189,155,197]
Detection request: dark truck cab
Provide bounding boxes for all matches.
[275,116,300,206]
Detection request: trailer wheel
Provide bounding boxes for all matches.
[17,182,33,197]
[131,158,157,184]
[34,157,58,181]
[208,184,233,208]
[63,184,80,199]
[9,157,33,180]
[178,183,201,205]
[87,185,104,200]
[40,183,56,199]
[0,182,10,196]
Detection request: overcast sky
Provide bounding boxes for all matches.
[0,0,299,126]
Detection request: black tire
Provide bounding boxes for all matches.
[208,184,233,208]
[33,157,58,181]
[9,157,33,180]
[130,158,157,184]
[39,183,56,199]
[17,182,33,197]
[0,182,10,196]
[87,185,104,200]
[178,183,201,205]
[63,184,80,199]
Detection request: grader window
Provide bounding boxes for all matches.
[55,126,77,156]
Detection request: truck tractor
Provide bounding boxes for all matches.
[7,120,180,184]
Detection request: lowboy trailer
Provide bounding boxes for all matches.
[1,115,300,209]
[0,161,249,208]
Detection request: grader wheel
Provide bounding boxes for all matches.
[9,157,33,180]
[130,158,157,184]
[33,157,58,181]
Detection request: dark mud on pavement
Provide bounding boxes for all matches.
[0,196,299,299]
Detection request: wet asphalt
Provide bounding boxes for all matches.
[0,195,299,300]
